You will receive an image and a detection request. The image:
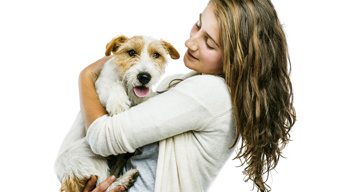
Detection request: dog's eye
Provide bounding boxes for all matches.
[128,49,136,57]
[152,52,160,59]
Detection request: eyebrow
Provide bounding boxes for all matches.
[199,13,220,47]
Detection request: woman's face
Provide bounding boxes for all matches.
[184,4,223,75]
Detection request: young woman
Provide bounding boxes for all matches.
[81,0,295,191]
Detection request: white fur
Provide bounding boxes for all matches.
[55,36,172,191]
[96,57,132,115]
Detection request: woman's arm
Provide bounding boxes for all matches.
[79,57,111,128]
[85,73,231,157]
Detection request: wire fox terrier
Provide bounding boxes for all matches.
[55,35,180,192]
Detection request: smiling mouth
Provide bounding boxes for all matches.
[186,50,198,60]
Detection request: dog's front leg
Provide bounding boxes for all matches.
[107,169,139,192]
[106,83,131,116]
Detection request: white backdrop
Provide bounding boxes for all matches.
[0,0,349,191]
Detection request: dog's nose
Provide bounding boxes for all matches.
[137,72,151,85]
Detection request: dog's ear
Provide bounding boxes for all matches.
[161,40,180,60]
[105,35,129,56]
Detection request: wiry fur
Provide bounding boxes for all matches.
[55,35,179,192]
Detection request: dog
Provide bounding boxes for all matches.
[55,35,180,192]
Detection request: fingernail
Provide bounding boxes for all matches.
[110,175,116,181]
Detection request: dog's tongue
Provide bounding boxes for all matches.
[133,86,150,97]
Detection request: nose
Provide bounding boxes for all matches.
[137,72,151,85]
[185,38,198,51]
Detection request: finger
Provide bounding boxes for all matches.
[83,175,98,192]
[92,176,116,192]
[109,185,126,192]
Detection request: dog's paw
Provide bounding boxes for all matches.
[107,169,139,191]
[60,175,89,192]
[55,139,110,189]
[106,98,131,116]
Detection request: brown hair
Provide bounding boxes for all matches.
[209,0,296,191]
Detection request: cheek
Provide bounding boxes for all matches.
[202,51,223,72]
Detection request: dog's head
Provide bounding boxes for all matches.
[105,35,180,101]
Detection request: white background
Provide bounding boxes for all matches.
[0,0,349,191]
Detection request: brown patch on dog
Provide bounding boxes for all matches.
[161,40,180,59]
[113,36,144,75]
[147,41,168,72]
[60,176,88,192]
[105,35,129,56]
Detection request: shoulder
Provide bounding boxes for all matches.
[156,71,199,92]
[156,71,232,116]
[177,74,229,95]
[182,74,226,88]
[175,74,232,116]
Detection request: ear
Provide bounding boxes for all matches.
[105,35,129,56]
[161,40,180,59]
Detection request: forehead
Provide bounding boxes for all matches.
[143,37,164,49]
[143,37,168,55]
[201,4,220,44]
[123,36,166,52]
[119,36,144,51]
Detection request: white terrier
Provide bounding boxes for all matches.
[55,35,180,192]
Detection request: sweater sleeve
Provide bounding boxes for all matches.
[86,74,230,157]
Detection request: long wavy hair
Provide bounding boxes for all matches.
[209,0,296,191]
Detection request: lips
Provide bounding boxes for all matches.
[133,86,150,97]
[186,50,198,60]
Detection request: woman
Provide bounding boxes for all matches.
[81,0,295,191]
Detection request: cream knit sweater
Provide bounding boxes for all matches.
[87,71,235,192]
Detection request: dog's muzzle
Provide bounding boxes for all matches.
[133,72,152,98]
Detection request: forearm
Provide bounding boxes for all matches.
[86,77,215,156]
[79,67,107,129]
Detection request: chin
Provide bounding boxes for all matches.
[183,56,195,71]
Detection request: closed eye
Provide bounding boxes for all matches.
[205,38,215,50]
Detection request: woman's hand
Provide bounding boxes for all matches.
[83,175,126,192]
[80,56,111,82]
[79,57,111,129]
